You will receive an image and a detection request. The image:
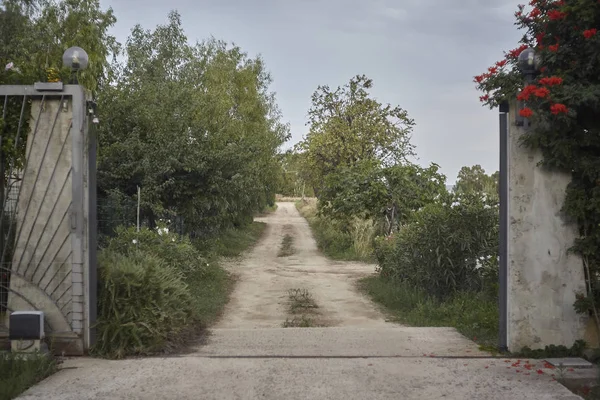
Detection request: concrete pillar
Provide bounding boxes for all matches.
[5,95,89,355]
[508,101,587,351]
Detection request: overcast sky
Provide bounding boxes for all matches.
[100,0,523,183]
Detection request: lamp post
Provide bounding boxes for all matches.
[62,46,89,84]
[515,47,541,128]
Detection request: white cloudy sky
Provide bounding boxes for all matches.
[100,0,523,183]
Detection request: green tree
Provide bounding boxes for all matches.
[276,151,314,197]
[318,160,447,233]
[98,11,289,235]
[454,165,498,199]
[298,75,415,195]
[0,0,119,92]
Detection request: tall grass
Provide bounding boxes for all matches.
[359,275,498,346]
[0,352,56,400]
[296,200,377,262]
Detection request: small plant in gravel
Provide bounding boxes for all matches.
[278,230,295,257]
[283,288,324,327]
[288,288,319,314]
[282,316,317,328]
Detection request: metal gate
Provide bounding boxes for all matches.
[0,83,97,355]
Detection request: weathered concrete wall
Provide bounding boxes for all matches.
[508,102,587,351]
[6,98,84,354]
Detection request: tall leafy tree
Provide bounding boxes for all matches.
[298,75,415,195]
[454,165,498,199]
[98,11,289,235]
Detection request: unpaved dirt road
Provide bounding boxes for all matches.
[18,202,583,400]
[217,202,389,329]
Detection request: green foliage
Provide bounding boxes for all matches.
[103,225,207,279]
[0,0,119,92]
[296,200,377,261]
[0,352,57,400]
[475,1,600,318]
[515,340,587,359]
[93,220,265,358]
[297,75,415,195]
[92,251,194,359]
[276,151,314,197]
[195,221,267,259]
[318,160,447,231]
[375,191,499,299]
[359,276,498,346]
[454,165,498,199]
[97,12,288,236]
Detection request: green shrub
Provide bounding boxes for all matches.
[104,226,207,278]
[92,251,194,359]
[375,192,498,299]
[0,352,56,400]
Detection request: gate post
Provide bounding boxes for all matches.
[507,99,587,351]
[0,84,96,355]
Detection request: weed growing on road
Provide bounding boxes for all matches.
[283,316,316,327]
[288,288,319,314]
[278,233,295,257]
[0,352,56,400]
[283,288,324,327]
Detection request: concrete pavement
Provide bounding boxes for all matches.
[18,327,582,400]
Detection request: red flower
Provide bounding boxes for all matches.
[550,103,568,115]
[479,95,489,102]
[534,87,550,98]
[488,66,498,74]
[508,44,529,58]
[538,76,563,86]
[583,29,597,39]
[517,84,538,101]
[548,44,559,52]
[535,32,545,45]
[529,8,541,18]
[537,369,544,375]
[495,60,507,68]
[520,108,534,118]
[548,10,566,20]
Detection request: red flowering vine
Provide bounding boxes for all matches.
[534,87,550,98]
[475,0,600,332]
[550,103,568,114]
[583,28,597,39]
[508,44,529,59]
[547,9,567,20]
[517,85,539,101]
[520,108,534,118]
[538,76,563,86]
